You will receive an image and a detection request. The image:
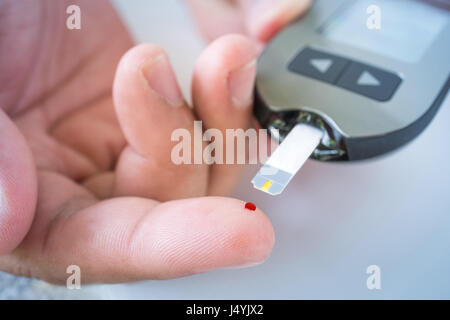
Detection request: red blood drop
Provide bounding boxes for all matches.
[245,202,256,211]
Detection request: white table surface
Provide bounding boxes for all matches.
[98,0,450,299]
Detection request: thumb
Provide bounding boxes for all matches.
[0,109,37,254]
[242,0,313,42]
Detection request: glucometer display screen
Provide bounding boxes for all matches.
[321,0,449,63]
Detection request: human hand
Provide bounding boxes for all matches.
[0,0,273,283]
[187,0,313,44]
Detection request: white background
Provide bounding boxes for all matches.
[100,0,450,299]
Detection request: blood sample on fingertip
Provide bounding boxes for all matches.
[244,202,256,211]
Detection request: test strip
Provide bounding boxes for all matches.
[252,124,323,195]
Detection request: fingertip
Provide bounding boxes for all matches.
[223,199,275,267]
[112,42,185,154]
[193,33,258,122]
[213,198,275,267]
[247,0,313,42]
[0,110,37,254]
[114,43,184,112]
[195,34,258,77]
[140,197,275,278]
[186,0,245,42]
[113,43,167,124]
[115,43,166,76]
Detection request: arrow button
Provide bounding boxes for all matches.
[357,71,381,86]
[310,59,333,74]
[337,62,402,102]
[288,47,350,84]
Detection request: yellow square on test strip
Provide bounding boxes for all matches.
[261,180,273,192]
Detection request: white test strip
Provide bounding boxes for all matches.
[252,124,323,195]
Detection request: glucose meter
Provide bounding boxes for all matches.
[252,0,450,195]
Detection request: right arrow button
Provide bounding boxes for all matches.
[337,62,402,102]
[357,71,381,87]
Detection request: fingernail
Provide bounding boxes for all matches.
[228,59,257,109]
[141,54,184,107]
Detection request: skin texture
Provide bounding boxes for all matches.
[187,0,313,44]
[0,0,310,284]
